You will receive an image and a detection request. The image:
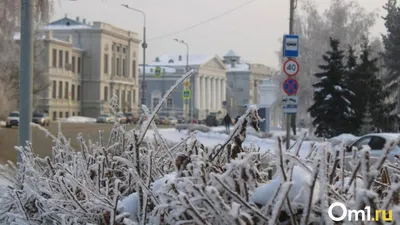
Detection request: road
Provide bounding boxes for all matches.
[0,123,172,164]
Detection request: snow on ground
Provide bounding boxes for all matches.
[59,116,96,123]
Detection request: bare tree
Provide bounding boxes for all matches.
[0,0,52,119]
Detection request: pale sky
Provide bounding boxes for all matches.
[52,0,385,70]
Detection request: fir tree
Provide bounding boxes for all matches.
[345,45,362,132]
[357,38,396,131]
[359,102,375,135]
[308,37,355,138]
[382,0,400,117]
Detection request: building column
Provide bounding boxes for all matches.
[206,76,211,110]
[222,78,226,106]
[196,75,200,109]
[216,78,221,111]
[210,77,214,110]
[200,76,205,109]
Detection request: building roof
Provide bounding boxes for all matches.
[43,17,94,30]
[225,63,250,72]
[224,49,239,57]
[149,53,213,66]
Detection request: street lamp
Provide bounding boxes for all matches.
[121,4,147,108]
[173,39,192,128]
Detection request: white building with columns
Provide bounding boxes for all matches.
[145,53,227,120]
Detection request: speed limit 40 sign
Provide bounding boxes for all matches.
[283,59,299,76]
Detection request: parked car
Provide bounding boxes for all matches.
[177,116,185,124]
[124,112,137,124]
[5,111,20,128]
[205,115,218,127]
[32,112,50,126]
[344,133,400,169]
[168,117,178,125]
[158,116,169,125]
[96,114,114,123]
[116,114,127,124]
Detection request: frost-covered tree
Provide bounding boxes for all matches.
[0,0,52,119]
[359,102,375,135]
[273,0,378,131]
[382,0,400,120]
[356,39,396,132]
[308,38,355,138]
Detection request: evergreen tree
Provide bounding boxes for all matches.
[345,45,362,132]
[359,102,375,135]
[308,37,356,138]
[357,39,396,132]
[382,0,400,119]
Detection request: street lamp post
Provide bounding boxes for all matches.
[173,39,192,129]
[122,4,147,108]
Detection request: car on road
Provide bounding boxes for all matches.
[96,114,115,123]
[124,112,137,124]
[168,117,178,125]
[116,114,127,124]
[5,111,20,128]
[158,116,169,125]
[344,133,400,166]
[32,112,50,126]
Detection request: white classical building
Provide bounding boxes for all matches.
[144,53,227,119]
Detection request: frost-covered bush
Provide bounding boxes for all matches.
[1,70,400,224]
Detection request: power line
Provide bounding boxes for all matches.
[147,0,258,42]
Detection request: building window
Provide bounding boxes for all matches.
[167,98,173,108]
[117,46,120,52]
[121,90,126,111]
[59,112,63,119]
[66,112,69,118]
[104,86,108,101]
[112,55,115,75]
[153,98,159,109]
[132,60,136,78]
[72,112,75,116]
[52,80,57,98]
[59,50,63,68]
[58,81,63,98]
[71,85,75,100]
[127,91,131,109]
[65,51,69,64]
[72,56,76,72]
[122,58,126,76]
[52,49,57,67]
[65,82,69,99]
[77,85,80,101]
[53,111,57,121]
[116,58,120,75]
[122,47,126,53]
[77,57,81,73]
[104,54,109,74]
[133,90,136,103]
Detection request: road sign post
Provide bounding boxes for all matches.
[154,66,162,77]
[283,96,297,114]
[283,59,299,76]
[283,34,299,58]
[182,89,191,100]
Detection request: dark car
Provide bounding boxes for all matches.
[205,115,218,127]
[124,112,137,124]
[32,112,50,126]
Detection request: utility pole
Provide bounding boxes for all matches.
[18,0,34,163]
[174,39,191,128]
[121,4,147,108]
[286,0,296,150]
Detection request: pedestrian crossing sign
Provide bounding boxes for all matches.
[154,66,162,77]
[182,89,191,99]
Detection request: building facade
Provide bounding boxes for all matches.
[17,16,141,120]
[223,50,275,116]
[140,53,227,120]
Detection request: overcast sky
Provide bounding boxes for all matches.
[52,0,385,69]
